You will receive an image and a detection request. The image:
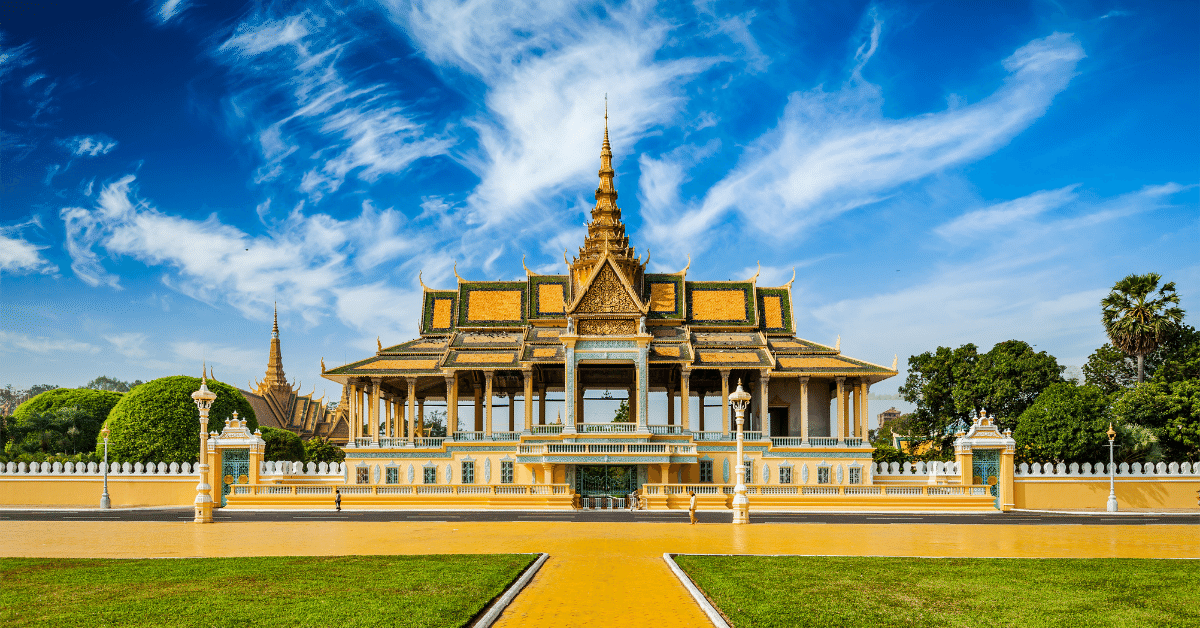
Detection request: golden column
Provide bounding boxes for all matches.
[680,368,691,433]
[507,391,515,432]
[758,370,770,437]
[417,396,425,438]
[445,374,458,437]
[369,378,381,446]
[666,381,675,426]
[406,377,417,446]
[799,376,810,444]
[537,382,546,425]
[720,369,731,437]
[835,377,846,443]
[857,379,870,439]
[484,371,494,437]
[473,377,483,432]
[348,383,358,441]
[522,369,533,433]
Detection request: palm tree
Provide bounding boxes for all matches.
[1101,273,1185,383]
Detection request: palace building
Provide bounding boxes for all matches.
[240,308,348,443]
[305,120,939,509]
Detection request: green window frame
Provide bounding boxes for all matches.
[423,467,436,484]
[385,467,399,484]
[461,461,475,484]
[817,467,831,484]
[849,467,862,485]
[501,461,514,484]
[699,460,713,483]
[355,466,369,484]
[779,466,792,484]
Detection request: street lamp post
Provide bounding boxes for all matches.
[99,424,111,509]
[191,370,218,524]
[729,379,753,525]
[1106,423,1118,513]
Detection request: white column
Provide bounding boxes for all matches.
[835,376,846,443]
[720,369,731,437]
[799,376,809,443]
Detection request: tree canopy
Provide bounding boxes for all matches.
[1101,273,1185,382]
[84,375,144,393]
[104,376,257,463]
[1111,379,1200,462]
[899,341,1064,458]
[260,426,305,462]
[9,388,123,455]
[1013,383,1110,464]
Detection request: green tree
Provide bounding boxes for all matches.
[1149,323,1200,385]
[1013,382,1110,464]
[303,437,346,464]
[612,399,631,423]
[84,375,143,393]
[1086,325,1200,395]
[423,409,448,437]
[260,426,305,461]
[11,388,123,454]
[899,344,979,459]
[1101,273,1185,383]
[960,340,1065,428]
[11,411,65,454]
[1083,344,1138,396]
[104,376,256,463]
[1111,380,1200,462]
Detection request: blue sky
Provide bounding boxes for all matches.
[1,0,1196,416]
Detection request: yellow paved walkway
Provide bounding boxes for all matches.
[2,521,1196,627]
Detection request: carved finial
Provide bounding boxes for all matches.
[564,248,570,269]
[749,261,760,283]
[201,361,207,385]
[522,255,534,276]
[835,335,841,351]
[642,248,650,268]
[377,337,382,352]
[891,354,898,370]
[210,366,215,380]
[453,261,464,283]
[677,254,691,276]
[321,357,326,373]
[272,302,279,339]
[418,270,429,292]
[784,267,796,288]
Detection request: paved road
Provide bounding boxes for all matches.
[1,508,1195,524]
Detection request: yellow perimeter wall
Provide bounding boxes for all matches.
[0,478,196,508]
[1015,478,1200,510]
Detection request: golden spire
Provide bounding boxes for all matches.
[569,101,641,291]
[263,304,288,392]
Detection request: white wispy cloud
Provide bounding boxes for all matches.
[57,134,119,157]
[215,9,453,202]
[389,0,718,228]
[640,30,1087,253]
[103,332,150,359]
[59,174,433,341]
[153,0,192,25]
[172,341,264,378]
[813,182,1192,384]
[0,330,99,355]
[0,220,55,275]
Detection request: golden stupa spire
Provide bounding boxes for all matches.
[569,98,642,291]
[262,303,289,392]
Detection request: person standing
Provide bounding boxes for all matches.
[688,490,697,524]
[335,488,341,512]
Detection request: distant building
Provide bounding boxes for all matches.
[877,407,902,429]
[239,308,349,443]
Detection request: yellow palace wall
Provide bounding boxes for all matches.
[0,477,197,508]
[1014,477,1200,510]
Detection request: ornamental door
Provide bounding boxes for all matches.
[576,465,638,498]
[221,448,250,507]
[971,449,1000,509]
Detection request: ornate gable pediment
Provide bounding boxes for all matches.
[569,257,646,315]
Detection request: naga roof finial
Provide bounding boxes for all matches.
[453,261,464,283]
[418,270,430,292]
[749,261,760,283]
[784,267,796,288]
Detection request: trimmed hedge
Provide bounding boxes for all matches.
[11,388,123,452]
[260,426,305,462]
[103,376,257,463]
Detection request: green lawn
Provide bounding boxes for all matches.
[674,555,1199,628]
[0,554,536,628]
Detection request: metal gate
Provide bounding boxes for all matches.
[221,448,250,507]
[575,465,638,498]
[972,449,1000,509]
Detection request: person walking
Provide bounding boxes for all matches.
[335,488,341,512]
[688,490,697,525]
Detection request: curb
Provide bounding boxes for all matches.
[471,552,548,628]
[662,553,730,628]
